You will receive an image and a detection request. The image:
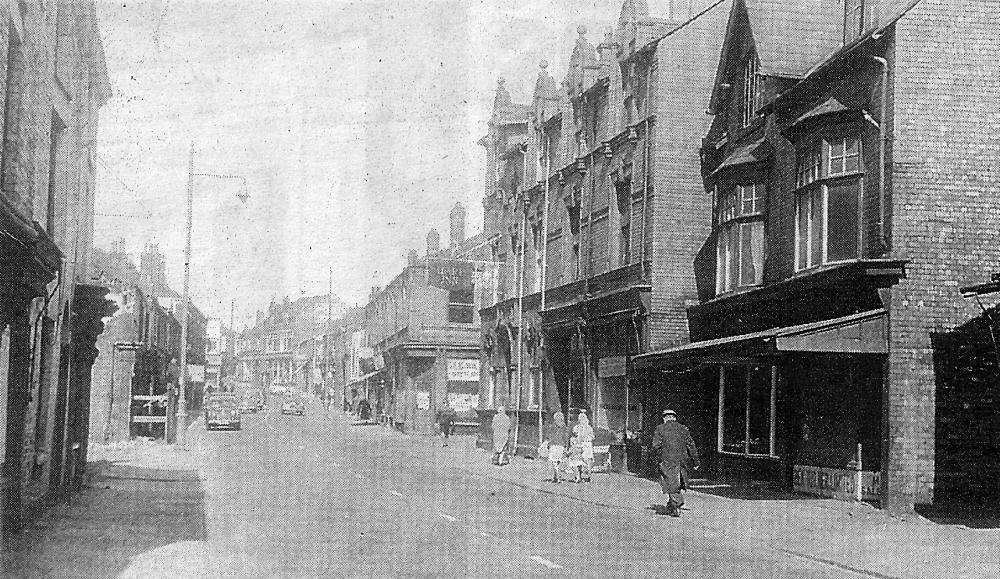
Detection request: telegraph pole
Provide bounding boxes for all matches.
[177,143,193,446]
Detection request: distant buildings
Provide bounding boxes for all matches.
[88,243,209,443]
[0,1,112,535]
[237,294,345,394]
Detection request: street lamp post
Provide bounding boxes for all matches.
[176,144,249,445]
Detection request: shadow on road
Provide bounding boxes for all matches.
[916,501,1000,529]
[2,462,207,579]
[687,480,809,501]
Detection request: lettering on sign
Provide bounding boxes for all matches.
[447,393,479,413]
[416,391,431,410]
[428,259,473,291]
[447,358,480,382]
[792,464,881,501]
[598,356,627,378]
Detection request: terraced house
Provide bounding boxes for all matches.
[477,0,730,469]
[636,0,1000,513]
[0,0,112,536]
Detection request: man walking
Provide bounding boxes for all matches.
[651,409,699,517]
[437,401,457,447]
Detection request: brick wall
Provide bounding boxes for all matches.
[886,0,1000,509]
[646,2,728,351]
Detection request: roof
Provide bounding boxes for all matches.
[744,0,842,77]
[634,309,888,368]
[710,0,841,111]
[713,137,769,174]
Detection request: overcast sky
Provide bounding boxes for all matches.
[93,0,628,327]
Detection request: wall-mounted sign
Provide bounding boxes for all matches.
[187,364,205,382]
[598,356,627,378]
[447,358,480,382]
[428,259,473,291]
[448,393,479,413]
[416,391,430,410]
[792,465,881,501]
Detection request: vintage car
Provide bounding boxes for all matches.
[281,399,305,416]
[205,395,241,430]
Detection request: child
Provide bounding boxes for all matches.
[545,411,568,483]
[566,435,586,483]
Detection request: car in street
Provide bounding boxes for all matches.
[281,399,305,416]
[239,397,258,414]
[205,394,241,430]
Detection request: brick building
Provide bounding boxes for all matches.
[476,0,730,466]
[0,0,112,536]
[360,205,497,434]
[635,0,1000,513]
[237,293,345,395]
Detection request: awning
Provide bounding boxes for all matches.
[634,309,887,369]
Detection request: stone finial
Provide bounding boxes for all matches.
[539,59,549,70]
[577,24,587,36]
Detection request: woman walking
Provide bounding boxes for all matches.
[572,410,595,483]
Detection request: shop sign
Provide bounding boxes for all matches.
[416,391,430,410]
[793,465,881,501]
[448,393,479,413]
[428,259,473,291]
[598,356,627,378]
[447,358,480,382]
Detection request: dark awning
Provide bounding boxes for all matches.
[633,309,887,369]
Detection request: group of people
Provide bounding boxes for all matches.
[444,402,701,518]
[542,410,595,483]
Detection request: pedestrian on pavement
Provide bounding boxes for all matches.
[572,410,595,483]
[358,398,372,422]
[544,411,568,483]
[651,409,699,517]
[437,402,457,447]
[491,406,513,466]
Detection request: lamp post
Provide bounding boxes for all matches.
[176,143,250,446]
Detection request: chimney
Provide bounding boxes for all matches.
[407,249,419,265]
[449,203,466,249]
[256,310,264,325]
[426,228,440,255]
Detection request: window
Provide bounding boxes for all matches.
[615,176,632,265]
[844,0,865,44]
[719,365,775,457]
[742,54,759,127]
[448,289,474,324]
[715,184,764,294]
[794,134,863,271]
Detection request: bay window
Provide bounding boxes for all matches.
[715,183,764,294]
[794,134,863,271]
[719,365,776,457]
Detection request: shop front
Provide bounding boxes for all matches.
[635,309,888,501]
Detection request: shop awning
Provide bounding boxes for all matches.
[633,309,887,369]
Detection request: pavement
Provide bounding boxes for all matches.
[3,400,998,578]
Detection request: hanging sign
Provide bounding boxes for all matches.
[447,358,480,382]
[427,259,473,291]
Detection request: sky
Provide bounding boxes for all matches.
[92,0,632,328]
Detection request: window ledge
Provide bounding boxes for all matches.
[718,451,780,460]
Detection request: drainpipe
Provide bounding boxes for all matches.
[869,54,889,253]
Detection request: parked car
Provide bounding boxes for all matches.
[281,400,305,416]
[205,394,241,430]
[239,398,258,414]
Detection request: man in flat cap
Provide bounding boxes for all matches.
[651,409,699,517]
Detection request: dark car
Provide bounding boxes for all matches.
[205,395,241,430]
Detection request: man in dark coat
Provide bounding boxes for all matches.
[437,402,457,447]
[651,409,699,517]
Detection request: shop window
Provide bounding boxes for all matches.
[719,365,775,457]
[448,289,474,324]
[715,184,764,294]
[794,133,863,271]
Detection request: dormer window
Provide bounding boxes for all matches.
[742,54,759,128]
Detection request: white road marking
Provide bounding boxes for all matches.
[529,556,563,570]
[389,490,403,497]
[438,513,457,522]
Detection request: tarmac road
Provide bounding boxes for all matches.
[187,400,869,578]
